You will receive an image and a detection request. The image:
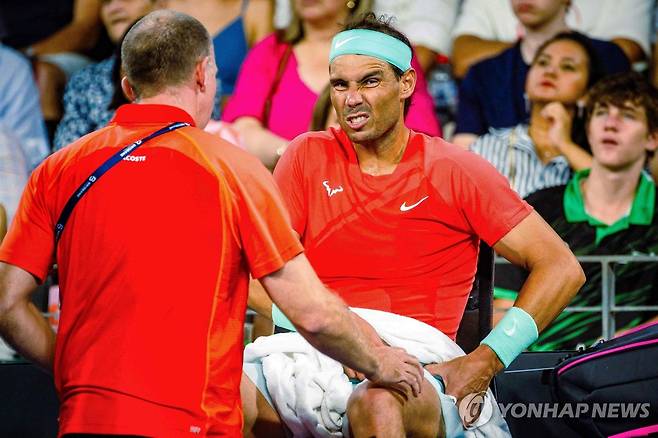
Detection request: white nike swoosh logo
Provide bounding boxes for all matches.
[503,320,518,337]
[400,196,429,212]
[335,36,359,49]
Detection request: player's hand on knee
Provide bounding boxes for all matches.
[424,345,500,409]
[367,346,423,398]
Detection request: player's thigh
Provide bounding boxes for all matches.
[240,371,286,438]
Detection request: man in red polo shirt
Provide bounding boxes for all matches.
[0,11,423,438]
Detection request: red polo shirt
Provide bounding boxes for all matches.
[274,127,532,339]
[0,104,302,437]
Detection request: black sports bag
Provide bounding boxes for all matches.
[550,322,658,437]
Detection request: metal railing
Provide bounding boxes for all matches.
[495,254,658,340]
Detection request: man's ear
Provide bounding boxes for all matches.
[121,77,137,101]
[646,131,658,154]
[399,68,417,101]
[195,56,210,92]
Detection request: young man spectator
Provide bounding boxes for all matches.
[54,0,162,150]
[452,0,633,149]
[496,72,658,350]
[243,14,584,437]
[0,11,422,436]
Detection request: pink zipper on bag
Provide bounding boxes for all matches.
[557,339,658,376]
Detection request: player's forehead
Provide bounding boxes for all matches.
[329,54,390,80]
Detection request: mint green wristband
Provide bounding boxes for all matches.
[480,306,538,368]
[272,303,297,332]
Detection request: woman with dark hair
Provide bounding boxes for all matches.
[222,1,440,170]
[53,0,161,150]
[470,32,604,199]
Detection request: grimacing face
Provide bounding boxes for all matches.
[329,54,407,145]
[587,101,658,171]
[526,39,590,106]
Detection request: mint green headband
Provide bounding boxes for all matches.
[329,29,412,72]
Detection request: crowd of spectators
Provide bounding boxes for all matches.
[2,0,658,354]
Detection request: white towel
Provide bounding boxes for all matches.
[243,308,510,437]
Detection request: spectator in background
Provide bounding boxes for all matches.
[223,0,373,170]
[163,0,274,111]
[0,124,28,229]
[54,0,161,150]
[0,0,110,138]
[274,0,459,74]
[452,0,633,149]
[0,43,50,170]
[223,1,440,170]
[470,32,602,198]
[496,72,658,350]
[0,204,5,242]
[371,0,458,73]
[451,0,650,79]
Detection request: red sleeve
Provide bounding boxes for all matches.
[0,162,55,282]
[272,135,307,237]
[221,34,287,123]
[450,149,533,246]
[405,55,442,137]
[227,152,303,279]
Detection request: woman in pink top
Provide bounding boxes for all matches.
[222,0,440,169]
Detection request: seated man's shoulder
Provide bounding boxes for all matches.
[287,128,344,156]
[469,126,516,151]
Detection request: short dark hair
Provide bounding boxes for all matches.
[586,72,658,135]
[341,12,414,114]
[121,10,211,98]
[586,72,658,159]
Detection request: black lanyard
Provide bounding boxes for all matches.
[54,121,189,245]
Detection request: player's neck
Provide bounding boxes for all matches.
[354,125,410,176]
[581,162,644,224]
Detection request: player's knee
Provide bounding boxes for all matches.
[347,385,402,425]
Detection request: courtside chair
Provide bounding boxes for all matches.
[455,241,495,354]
